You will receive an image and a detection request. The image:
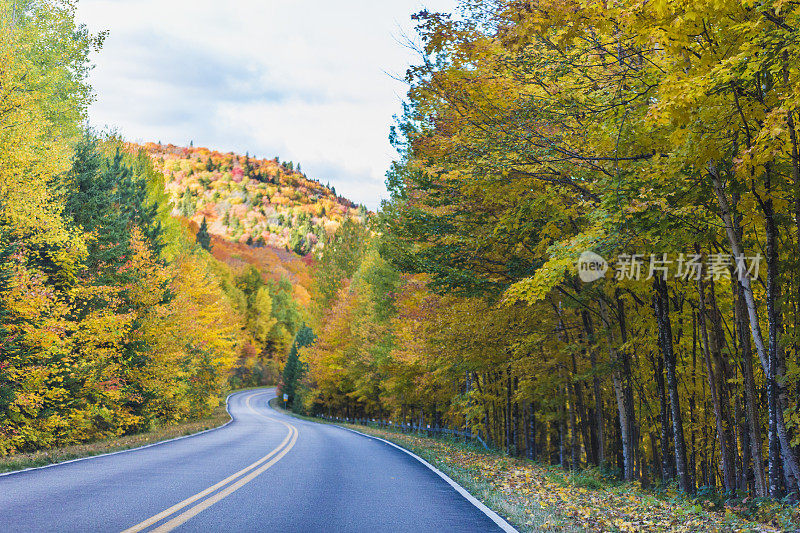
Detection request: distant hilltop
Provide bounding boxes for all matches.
[135,142,367,255]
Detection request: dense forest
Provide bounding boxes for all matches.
[0,0,331,454]
[294,0,800,502]
[7,0,800,512]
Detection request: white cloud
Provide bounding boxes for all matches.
[77,0,458,209]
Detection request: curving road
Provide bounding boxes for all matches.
[0,388,513,532]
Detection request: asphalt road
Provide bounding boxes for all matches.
[0,388,513,532]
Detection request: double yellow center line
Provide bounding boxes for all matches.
[122,392,298,533]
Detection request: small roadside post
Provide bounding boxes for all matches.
[283,393,288,409]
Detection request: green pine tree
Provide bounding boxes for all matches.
[281,324,315,408]
[290,232,306,256]
[0,215,20,412]
[196,217,211,251]
[65,136,164,274]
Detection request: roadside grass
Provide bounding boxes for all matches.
[270,402,796,532]
[0,388,262,474]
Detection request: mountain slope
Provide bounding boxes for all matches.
[138,142,366,256]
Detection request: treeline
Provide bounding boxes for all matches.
[0,0,281,454]
[299,0,800,500]
[226,266,303,388]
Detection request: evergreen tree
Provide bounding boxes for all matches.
[180,189,194,217]
[290,232,306,256]
[65,138,164,274]
[196,217,211,251]
[282,324,315,408]
[0,216,20,412]
[243,153,251,176]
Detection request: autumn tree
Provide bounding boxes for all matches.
[302,0,800,502]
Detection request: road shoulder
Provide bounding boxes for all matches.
[0,390,249,475]
[268,399,530,532]
[269,402,791,532]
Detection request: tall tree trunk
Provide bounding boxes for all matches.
[709,164,800,489]
[697,272,736,492]
[735,382,749,492]
[582,310,606,465]
[505,372,512,455]
[559,388,567,468]
[701,344,711,488]
[654,277,693,493]
[513,377,520,456]
[571,348,593,465]
[651,343,672,482]
[601,299,636,481]
[474,372,491,445]
[761,183,787,495]
[568,378,579,469]
[550,418,560,465]
[617,296,638,481]
[706,275,739,490]
[529,403,537,460]
[733,246,768,497]
[524,402,534,460]
[465,371,471,434]
[690,311,698,488]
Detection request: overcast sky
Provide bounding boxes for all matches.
[76,0,458,210]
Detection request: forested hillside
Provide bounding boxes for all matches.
[0,0,338,455]
[0,0,248,454]
[142,142,371,388]
[142,143,366,256]
[295,0,800,509]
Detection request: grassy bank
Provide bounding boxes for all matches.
[271,403,795,532]
[0,393,239,474]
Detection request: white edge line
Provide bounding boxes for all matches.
[0,389,257,478]
[337,426,519,533]
[266,401,518,533]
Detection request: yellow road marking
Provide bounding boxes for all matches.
[121,391,297,533]
[151,426,298,532]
